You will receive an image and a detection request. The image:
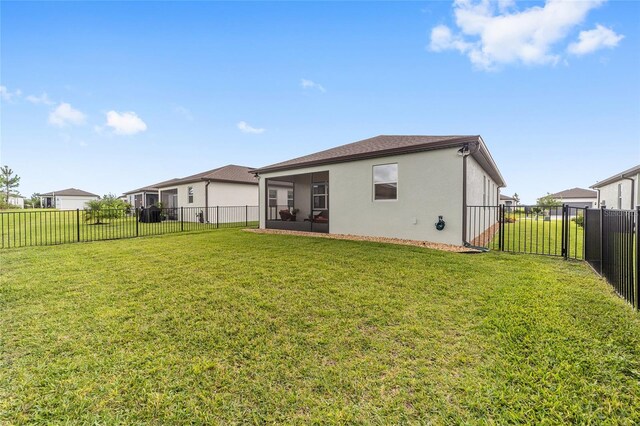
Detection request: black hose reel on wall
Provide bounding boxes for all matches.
[435,216,445,231]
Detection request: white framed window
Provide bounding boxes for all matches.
[483,176,487,206]
[268,189,278,208]
[617,183,622,209]
[287,190,294,209]
[373,163,398,201]
[187,186,194,204]
[313,184,327,209]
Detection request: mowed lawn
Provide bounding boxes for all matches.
[1,230,639,423]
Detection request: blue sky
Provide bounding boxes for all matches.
[1,1,638,204]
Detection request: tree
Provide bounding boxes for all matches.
[512,193,520,205]
[534,193,562,216]
[0,165,20,202]
[28,193,41,209]
[84,193,131,224]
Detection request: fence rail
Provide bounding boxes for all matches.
[467,205,639,309]
[0,206,259,249]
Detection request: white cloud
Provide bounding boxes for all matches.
[0,85,22,102]
[237,121,265,134]
[568,24,623,55]
[26,93,54,105]
[429,0,617,70]
[105,111,148,135]
[301,78,326,93]
[48,103,86,127]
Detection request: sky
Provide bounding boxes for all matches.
[1,0,639,204]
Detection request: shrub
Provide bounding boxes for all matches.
[572,215,584,227]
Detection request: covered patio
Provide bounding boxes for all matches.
[265,171,329,233]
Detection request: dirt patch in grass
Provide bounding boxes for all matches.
[246,228,480,253]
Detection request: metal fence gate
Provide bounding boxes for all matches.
[467,205,639,309]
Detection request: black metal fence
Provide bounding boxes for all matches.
[467,205,639,309]
[466,205,585,260]
[0,206,259,249]
[583,208,638,309]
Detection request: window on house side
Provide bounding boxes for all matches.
[618,183,622,209]
[483,176,487,206]
[373,164,398,201]
[268,189,278,208]
[188,186,194,204]
[313,184,327,209]
[287,190,294,209]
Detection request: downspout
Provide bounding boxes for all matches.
[622,177,635,209]
[459,143,487,250]
[204,180,211,223]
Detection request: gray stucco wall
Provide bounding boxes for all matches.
[596,173,639,209]
[259,147,467,245]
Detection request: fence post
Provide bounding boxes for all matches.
[498,204,504,251]
[181,207,184,232]
[561,204,568,259]
[636,207,639,309]
[245,205,248,227]
[76,209,80,242]
[599,206,604,274]
[136,208,139,237]
[216,205,219,229]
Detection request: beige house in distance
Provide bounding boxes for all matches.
[39,188,100,210]
[154,164,289,223]
[122,178,181,208]
[591,164,639,210]
[253,135,506,246]
[548,187,597,209]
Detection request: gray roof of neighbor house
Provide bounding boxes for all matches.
[590,164,640,189]
[39,188,100,197]
[500,194,516,201]
[123,178,181,195]
[156,165,258,188]
[253,135,505,186]
[549,187,597,199]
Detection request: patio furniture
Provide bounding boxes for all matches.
[279,209,296,221]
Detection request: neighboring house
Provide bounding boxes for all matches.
[547,187,597,208]
[253,135,506,246]
[499,194,517,207]
[155,164,288,223]
[590,164,640,210]
[4,194,25,208]
[122,178,180,208]
[39,188,100,210]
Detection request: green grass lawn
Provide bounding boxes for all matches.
[1,230,639,423]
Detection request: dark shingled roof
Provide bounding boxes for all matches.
[549,187,597,199]
[591,164,640,189]
[156,165,257,188]
[253,135,505,186]
[123,178,182,195]
[39,188,100,197]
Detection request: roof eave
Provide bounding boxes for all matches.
[590,165,640,188]
[253,136,481,175]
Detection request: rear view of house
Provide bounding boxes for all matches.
[253,135,505,246]
[591,164,640,209]
[39,188,100,210]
